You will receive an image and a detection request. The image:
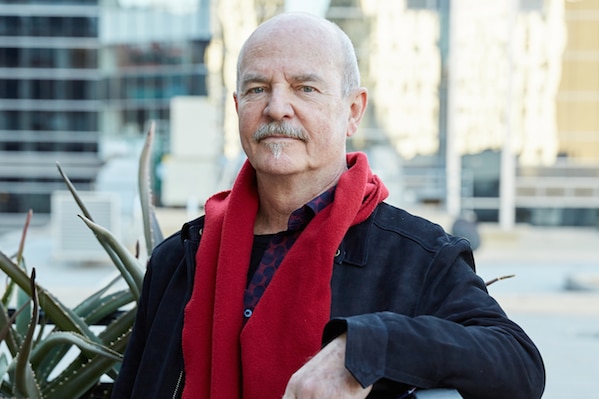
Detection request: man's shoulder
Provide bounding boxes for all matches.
[373,202,446,233]
[158,215,204,243]
[371,202,462,251]
[149,215,205,266]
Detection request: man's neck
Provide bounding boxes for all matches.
[253,170,344,235]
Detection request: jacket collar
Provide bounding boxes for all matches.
[180,203,380,269]
[181,216,205,244]
[335,204,379,268]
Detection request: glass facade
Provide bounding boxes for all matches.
[0,79,98,100]
[0,0,98,4]
[0,15,98,37]
[0,110,97,131]
[107,40,208,131]
[0,3,101,217]
[0,0,210,222]
[0,47,98,68]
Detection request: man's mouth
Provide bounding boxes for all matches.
[253,123,308,143]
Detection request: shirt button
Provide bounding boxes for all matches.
[244,308,253,318]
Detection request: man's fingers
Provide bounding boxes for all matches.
[282,334,372,399]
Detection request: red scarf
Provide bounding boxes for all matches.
[182,152,388,399]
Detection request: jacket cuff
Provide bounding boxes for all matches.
[323,315,387,388]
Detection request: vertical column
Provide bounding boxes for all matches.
[445,0,461,219]
[499,0,518,230]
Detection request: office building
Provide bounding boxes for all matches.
[0,0,211,230]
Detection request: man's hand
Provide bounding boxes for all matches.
[282,333,373,399]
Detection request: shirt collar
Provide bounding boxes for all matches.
[287,185,336,231]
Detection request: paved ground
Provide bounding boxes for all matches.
[1,208,598,398]
[473,224,599,399]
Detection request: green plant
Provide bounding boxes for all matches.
[0,123,163,398]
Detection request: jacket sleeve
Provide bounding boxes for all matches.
[111,225,193,399]
[324,242,545,399]
[111,261,153,398]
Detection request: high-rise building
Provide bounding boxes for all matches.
[557,0,599,162]
[0,0,211,230]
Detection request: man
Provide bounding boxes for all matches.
[112,12,545,399]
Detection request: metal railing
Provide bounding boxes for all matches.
[402,164,599,210]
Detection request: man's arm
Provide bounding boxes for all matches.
[111,265,152,398]
[323,249,545,399]
[282,334,372,399]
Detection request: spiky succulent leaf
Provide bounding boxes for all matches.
[0,352,8,381]
[139,121,164,256]
[0,119,167,397]
[12,269,41,399]
[41,309,136,398]
[31,331,122,362]
[0,299,28,356]
[77,215,143,300]
[15,259,31,339]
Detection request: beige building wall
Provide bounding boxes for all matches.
[361,0,441,160]
[444,0,566,166]
[343,0,566,166]
[556,0,599,162]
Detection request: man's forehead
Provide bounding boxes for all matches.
[236,14,346,90]
[240,31,339,71]
[242,15,339,57]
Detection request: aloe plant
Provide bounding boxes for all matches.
[0,123,163,398]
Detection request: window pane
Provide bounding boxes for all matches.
[0,80,19,99]
[0,16,22,36]
[0,48,20,67]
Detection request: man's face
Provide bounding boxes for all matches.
[234,20,359,179]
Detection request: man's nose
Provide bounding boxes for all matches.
[264,87,294,120]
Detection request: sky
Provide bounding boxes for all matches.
[285,0,330,16]
[117,0,331,16]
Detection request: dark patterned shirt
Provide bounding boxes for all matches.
[243,186,336,320]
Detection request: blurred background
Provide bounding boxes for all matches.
[0,0,598,397]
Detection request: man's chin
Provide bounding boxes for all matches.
[264,142,286,159]
[254,154,305,176]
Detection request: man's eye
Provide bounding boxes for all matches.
[300,86,315,93]
[248,87,264,94]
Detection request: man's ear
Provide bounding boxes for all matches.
[233,92,239,114]
[346,88,368,138]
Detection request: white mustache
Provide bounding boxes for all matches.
[252,123,308,142]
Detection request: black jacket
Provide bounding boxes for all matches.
[112,202,545,399]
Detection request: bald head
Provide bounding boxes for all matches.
[236,13,361,97]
